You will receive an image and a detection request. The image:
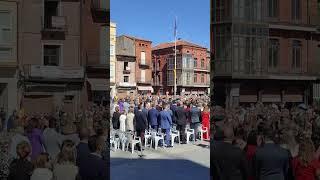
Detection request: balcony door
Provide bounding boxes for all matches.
[141,70,145,82]
[44,0,59,29]
[140,51,146,64]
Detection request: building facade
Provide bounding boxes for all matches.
[116,35,137,98]
[110,22,116,99]
[211,0,320,107]
[152,40,210,95]
[0,0,18,120]
[17,0,108,117]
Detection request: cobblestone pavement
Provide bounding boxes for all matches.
[110,141,210,180]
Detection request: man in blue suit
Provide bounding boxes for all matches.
[160,103,173,147]
[148,103,159,130]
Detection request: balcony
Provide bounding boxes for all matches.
[137,79,152,85]
[123,69,131,74]
[117,82,136,87]
[139,62,150,69]
[41,16,67,40]
[91,0,109,24]
[23,65,84,82]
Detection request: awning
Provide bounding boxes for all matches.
[87,78,108,91]
[137,86,153,92]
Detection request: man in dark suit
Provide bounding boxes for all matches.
[78,135,108,180]
[160,103,173,147]
[134,104,147,150]
[148,103,159,130]
[211,126,248,180]
[253,128,292,180]
[190,102,201,140]
[175,101,187,144]
[170,100,178,124]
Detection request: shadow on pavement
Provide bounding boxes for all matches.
[110,158,210,180]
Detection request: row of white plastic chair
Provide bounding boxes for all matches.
[110,126,209,153]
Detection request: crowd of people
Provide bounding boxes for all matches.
[111,94,210,148]
[0,104,109,180]
[212,102,320,180]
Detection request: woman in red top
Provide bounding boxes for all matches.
[201,104,210,140]
[292,138,320,180]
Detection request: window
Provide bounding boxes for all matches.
[194,73,197,83]
[201,74,205,83]
[124,76,129,82]
[292,40,302,69]
[44,45,60,66]
[269,39,279,69]
[201,59,205,68]
[141,51,146,64]
[268,0,278,18]
[194,58,197,68]
[141,70,145,82]
[292,0,301,20]
[0,11,12,44]
[124,62,129,70]
[44,1,59,29]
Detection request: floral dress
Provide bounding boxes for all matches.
[0,132,14,180]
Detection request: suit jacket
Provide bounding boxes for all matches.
[148,108,159,126]
[254,143,291,180]
[159,110,172,129]
[211,141,249,180]
[175,106,187,126]
[190,107,201,123]
[112,112,120,129]
[170,104,177,123]
[134,110,147,131]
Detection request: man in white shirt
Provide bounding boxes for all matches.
[43,117,63,160]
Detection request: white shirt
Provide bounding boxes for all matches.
[119,114,126,132]
[53,163,78,180]
[31,168,53,180]
[43,128,63,160]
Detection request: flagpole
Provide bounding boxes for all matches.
[174,17,177,97]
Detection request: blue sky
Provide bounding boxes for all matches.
[111,0,210,48]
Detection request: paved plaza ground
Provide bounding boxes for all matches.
[110,141,210,180]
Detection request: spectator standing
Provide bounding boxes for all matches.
[160,104,173,147]
[42,118,62,161]
[190,102,201,140]
[254,128,292,180]
[119,112,126,132]
[112,107,120,130]
[201,104,210,140]
[78,135,108,180]
[26,118,45,161]
[148,103,159,130]
[175,102,187,144]
[126,107,135,132]
[30,153,53,180]
[8,141,34,180]
[76,128,90,166]
[53,140,80,180]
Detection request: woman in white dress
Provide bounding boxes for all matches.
[126,107,135,132]
[119,112,127,132]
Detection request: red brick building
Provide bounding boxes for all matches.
[152,40,210,95]
[116,36,153,96]
[211,0,320,107]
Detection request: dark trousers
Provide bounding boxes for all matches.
[151,125,158,130]
[136,129,145,151]
[177,124,186,143]
[161,128,170,146]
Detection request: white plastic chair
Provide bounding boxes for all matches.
[186,128,195,144]
[110,136,118,151]
[126,133,142,154]
[119,132,128,151]
[151,131,164,150]
[198,127,208,141]
[144,129,152,147]
[170,129,180,147]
